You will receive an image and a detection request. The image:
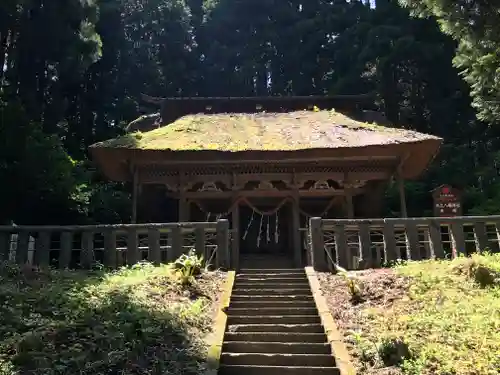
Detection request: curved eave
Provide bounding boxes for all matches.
[89,137,442,182]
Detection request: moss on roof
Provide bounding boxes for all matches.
[91,110,439,152]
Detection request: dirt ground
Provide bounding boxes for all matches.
[318,269,410,375]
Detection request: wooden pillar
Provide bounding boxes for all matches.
[291,171,302,267]
[292,197,302,267]
[345,188,354,219]
[131,166,138,224]
[343,173,354,219]
[178,195,189,222]
[178,170,189,222]
[397,173,408,218]
[231,197,240,270]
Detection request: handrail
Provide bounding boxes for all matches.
[308,216,499,272]
[0,221,218,232]
[0,220,233,270]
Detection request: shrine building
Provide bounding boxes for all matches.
[89,96,442,267]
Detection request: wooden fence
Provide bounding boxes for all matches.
[0,220,231,270]
[308,216,500,271]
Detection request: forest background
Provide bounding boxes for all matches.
[1,0,499,225]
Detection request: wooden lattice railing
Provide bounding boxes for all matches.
[0,220,231,270]
[308,216,500,271]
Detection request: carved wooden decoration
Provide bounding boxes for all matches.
[295,180,309,190]
[198,182,221,192]
[165,183,176,192]
[180,181,198,192]
[312,180,332,190]
[256,181,276,190]
[343,180,367,189]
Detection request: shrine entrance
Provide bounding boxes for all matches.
[237,198,293,268]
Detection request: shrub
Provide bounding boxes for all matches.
[174,249,204,286]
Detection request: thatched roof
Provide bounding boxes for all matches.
[92,110,439,152]
[89,109,442,181]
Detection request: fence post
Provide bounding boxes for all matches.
[450,222,466,257]
[80,231,94,268]
[334,224,348,269]
[16,231,30,265]
[309,217,327,271]
[148,228,161,264]
[473,221,489,253]
[127,228,139,265]
[35,231,51,267]
[216,219,230,269]
[104,229,117,268]
[59,231,73,269]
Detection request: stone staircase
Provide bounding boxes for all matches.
[218,268,341,375]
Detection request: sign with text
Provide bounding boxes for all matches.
[432,185,462,217]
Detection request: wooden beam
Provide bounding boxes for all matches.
[134,155,399,167]
[141,170,392,186]
[169,187,369,200]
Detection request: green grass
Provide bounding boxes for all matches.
[352,253,500,375]
[0,261,224,375]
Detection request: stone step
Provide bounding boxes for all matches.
[227,323,325,333]
[237,272,306,278]
[230,300,316,309]
[238,269,304,274]
[227,307,318,316]
[230,294,314,302]
[223,341,331,354]
[236,273,308,281]
[235,275,308,281]
[220,353,335,367]
[233,288,312,296]
[228,315,321,325]
[224,332,327,343]
[234,276,309,285]
[218,365,341,375]
[234,282,311,289]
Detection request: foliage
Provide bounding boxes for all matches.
[173,249,205,286]
[334,264,364,303]
[451,253,500,288]
[0,100,81,224]
[350,254,500,374]
[0,260,224,375]
[399,0,500,124]
[1,0,500,224]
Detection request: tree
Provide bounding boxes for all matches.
[0,100,82,224]
[399,0,500,124]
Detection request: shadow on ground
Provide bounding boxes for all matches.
[0,262,207,375]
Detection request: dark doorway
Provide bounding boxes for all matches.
[239,202,290,256]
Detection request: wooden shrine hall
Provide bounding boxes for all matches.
[89,95,442,267]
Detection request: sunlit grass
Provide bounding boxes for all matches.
[353,253,500,375]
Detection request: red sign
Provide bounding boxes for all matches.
[432,185,462,217]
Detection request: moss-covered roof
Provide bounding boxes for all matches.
[90,110,440,152]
